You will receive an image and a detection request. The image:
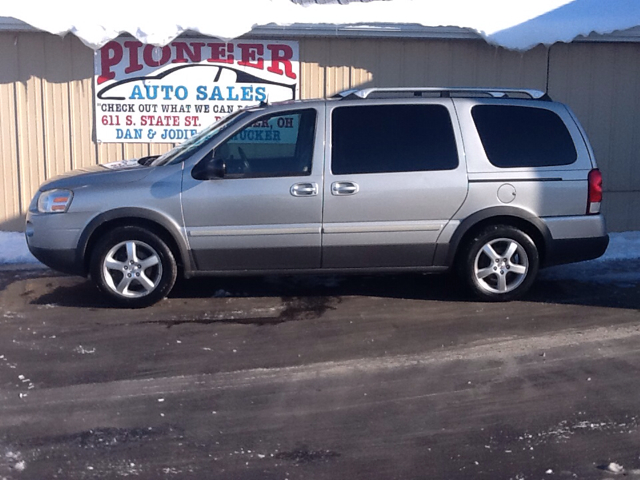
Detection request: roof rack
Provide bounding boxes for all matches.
[333,87,550,101]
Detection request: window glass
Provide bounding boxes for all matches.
[214,109,316,177]
[472,105,577,168]
[331,105,458,175]
[152,109,252,166]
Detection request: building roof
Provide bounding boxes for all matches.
[293,0,387,3]
[1,0,640,51]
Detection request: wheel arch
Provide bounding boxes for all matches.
[441,207,552,268]
[77,208,192,277]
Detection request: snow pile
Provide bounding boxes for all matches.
[541,231,640,287]
[0,232,39,265]
[594,231,640,261]
[2,0,640,51]
[606,462,624,474]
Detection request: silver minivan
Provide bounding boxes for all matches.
[26,87,609,307]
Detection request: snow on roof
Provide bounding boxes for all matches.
[1,0,640,51]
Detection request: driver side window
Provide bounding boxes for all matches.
[213,109,317,178]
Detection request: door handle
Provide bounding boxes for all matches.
[331,181,359,196]
[290,183,319,197]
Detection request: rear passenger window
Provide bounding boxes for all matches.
[331,105,458,175]
[472,105,577,168]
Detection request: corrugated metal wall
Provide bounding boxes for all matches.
[548,42,640,231]
[0,33,173,231]
[300,38,547,98]
[0,32,638,231]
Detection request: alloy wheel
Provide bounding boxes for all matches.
[473,237,529,294]
[102,240,163,298]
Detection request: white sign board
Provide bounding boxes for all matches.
[94,38,299,143]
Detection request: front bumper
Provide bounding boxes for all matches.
[27,244,85,276]
[25,213,85,276]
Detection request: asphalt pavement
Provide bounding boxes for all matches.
[1,265,640,479]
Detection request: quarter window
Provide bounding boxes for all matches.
[472,105,577,168]
[331,105,458,175]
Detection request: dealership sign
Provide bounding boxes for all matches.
[94,38,299,143]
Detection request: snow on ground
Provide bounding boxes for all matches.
[0,232,40,265]
[0,231,639,286]
[541,231,640,287]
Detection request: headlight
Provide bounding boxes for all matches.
[37,189,74,213]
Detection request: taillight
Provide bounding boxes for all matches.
[587,169,602,214]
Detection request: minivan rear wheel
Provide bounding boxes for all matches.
[90,226,177,308]
[458,225,539,302]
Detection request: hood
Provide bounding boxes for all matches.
[39,159,153,191]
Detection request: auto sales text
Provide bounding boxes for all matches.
[127,84,267,102]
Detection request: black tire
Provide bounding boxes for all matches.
[89,226,177,308]
[457,225,539,302]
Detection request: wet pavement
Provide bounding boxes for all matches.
[1,266,639,479]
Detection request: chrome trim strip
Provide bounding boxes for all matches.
[468,178,563,183]
[323,222,443,234]
[189,225,320,237]
[190,222,443,237]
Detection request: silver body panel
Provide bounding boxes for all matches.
[544,214,607,239]
[322,98,468,268]
[27,164,186,253]
[180,104,325,271]
[453,99,595,220]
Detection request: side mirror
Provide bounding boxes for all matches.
[192,158,226,180]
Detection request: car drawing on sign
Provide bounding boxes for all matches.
[26,87,609,307]
[96,64,297,102]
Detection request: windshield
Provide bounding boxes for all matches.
[150,109,256,166]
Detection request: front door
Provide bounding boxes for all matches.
[181,107,323,271]
[322,101,468,268]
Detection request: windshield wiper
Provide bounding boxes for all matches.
[138,155,160,166]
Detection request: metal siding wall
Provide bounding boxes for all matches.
[0,32,173,231]
[14,34,46,228]
[0,33,21,230]
[299,38,548,98]
[548,43,640,232]
[42,35,72,180]
[1,33,638,232]
[68,38,97,171]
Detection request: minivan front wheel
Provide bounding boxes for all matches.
[459,225,539,301]
[90,226,177,308]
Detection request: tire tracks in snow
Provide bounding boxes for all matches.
[2,320,640,414]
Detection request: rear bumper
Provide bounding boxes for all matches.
[542,214,609,267]
[543,234,609,267]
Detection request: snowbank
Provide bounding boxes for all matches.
[541,232,640,286]
[0,232,39,265]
